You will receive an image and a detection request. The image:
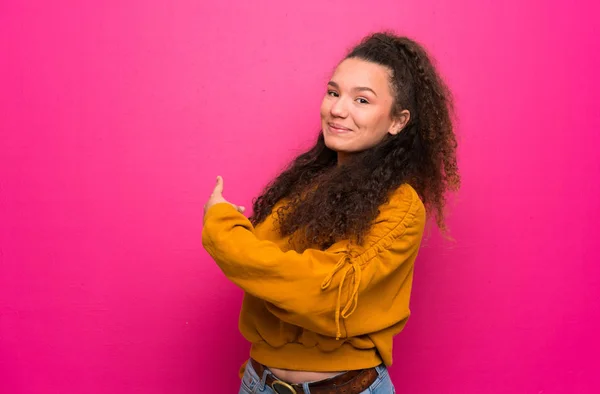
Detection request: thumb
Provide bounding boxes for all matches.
[213,175,224,195]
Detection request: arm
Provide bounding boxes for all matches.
[201,186,425,339]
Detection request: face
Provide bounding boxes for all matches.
[320,58,409,163]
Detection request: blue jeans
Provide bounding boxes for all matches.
[239,360,395,394]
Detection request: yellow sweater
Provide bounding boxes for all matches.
[201,183,425,372]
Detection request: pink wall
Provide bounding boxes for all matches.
[1,0,599,392]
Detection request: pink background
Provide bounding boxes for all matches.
[1,0,599,393]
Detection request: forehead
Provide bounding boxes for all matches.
[330,58,393,91]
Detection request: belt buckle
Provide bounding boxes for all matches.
[271,380,297,394]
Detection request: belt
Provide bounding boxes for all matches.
[250,359,378,394]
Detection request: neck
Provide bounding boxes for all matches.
[337,152,349,166]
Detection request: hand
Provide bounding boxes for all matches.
[204,176,246,217]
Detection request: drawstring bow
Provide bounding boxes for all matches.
[320,253,362,340]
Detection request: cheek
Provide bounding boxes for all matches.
[352,110,374,130]
[320,100,329,119]
[358,108,388,130]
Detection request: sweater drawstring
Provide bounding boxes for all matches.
[321,254,362,340]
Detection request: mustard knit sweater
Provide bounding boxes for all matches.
[202,183,425,373]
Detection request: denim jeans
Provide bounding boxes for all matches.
[239,360,395,394]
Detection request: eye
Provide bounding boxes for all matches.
[327,90,339,97]
[356,97,369,104]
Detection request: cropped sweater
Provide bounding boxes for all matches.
[201,183,426,373]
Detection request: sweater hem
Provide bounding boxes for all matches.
[249,342,383,372]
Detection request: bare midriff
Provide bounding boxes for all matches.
[267,366,345,384]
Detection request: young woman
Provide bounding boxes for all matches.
[202,32,459,394]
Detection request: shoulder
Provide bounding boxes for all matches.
[374,184,425,227]
[385,183,425,222]
[358,183,426,252]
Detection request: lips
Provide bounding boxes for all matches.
[328,122,352,133]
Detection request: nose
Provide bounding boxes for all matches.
[330,96,348,118]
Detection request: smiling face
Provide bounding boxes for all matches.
[320,57,410,164]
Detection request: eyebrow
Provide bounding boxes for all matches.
[328,81,378,97]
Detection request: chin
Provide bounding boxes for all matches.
[326,142,354,158]
[323,134,341,152]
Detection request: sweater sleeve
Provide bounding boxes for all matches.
[201,187,425,339]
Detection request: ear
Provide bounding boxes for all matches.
[388,109,411,136]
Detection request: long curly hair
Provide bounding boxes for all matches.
[250,32,460,250]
